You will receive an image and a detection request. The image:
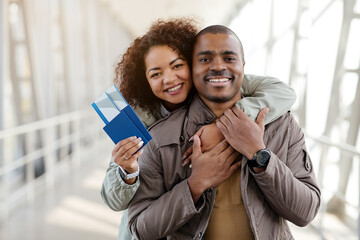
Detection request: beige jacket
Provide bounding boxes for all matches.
[128,95,320,240]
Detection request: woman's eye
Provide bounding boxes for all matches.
[151,73,160,78]
[174,64,183,69]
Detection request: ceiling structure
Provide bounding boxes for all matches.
[101,0,247,37]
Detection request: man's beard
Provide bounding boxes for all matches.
[201,92,235,103]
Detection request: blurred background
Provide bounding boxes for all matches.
[0,0,359,239]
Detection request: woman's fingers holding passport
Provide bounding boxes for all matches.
[113,136,144,167]
[112,136,136,156]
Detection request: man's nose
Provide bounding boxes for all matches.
[210,57,225,71]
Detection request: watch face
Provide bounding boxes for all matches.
[257,150,271,165]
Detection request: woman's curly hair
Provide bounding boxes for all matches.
[115,18,198,116]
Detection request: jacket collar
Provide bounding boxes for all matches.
[185,95,216,138]
[151,95,216,147]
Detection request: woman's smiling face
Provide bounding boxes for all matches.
[145,45,193,111]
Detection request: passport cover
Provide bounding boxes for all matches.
[92,85,152,145]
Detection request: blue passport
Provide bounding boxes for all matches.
[92,85,152,146]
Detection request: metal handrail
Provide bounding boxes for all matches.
[0,110,91,140]
[0,108,103,221]
[305,132,360,156]
[0,126,98,176]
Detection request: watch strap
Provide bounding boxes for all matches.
[118,165,140,180]
[247,158,264,168]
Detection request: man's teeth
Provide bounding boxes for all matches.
[167,84,182,92]
[208,78,230,82]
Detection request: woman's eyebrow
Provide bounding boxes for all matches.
[147,67,160,74]
[169,57,184,65]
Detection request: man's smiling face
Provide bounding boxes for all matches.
[192,32,245,105]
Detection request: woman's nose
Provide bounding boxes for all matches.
[163,70,176,84]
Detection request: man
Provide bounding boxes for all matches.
[128,25,320,240]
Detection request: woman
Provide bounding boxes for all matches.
[101,19,296,240]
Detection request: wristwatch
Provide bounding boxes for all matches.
[118,165,140,180]
[247,148,271,168]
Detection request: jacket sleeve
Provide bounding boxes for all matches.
[100,157,140,211]
[100,104,159,211]
[128,142,206,240]
[251,114,321,226]
[238,74,296,125]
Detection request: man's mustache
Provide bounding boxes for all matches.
[204,70,233,79]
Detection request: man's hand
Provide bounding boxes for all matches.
[187,135,241,203]
[216,107,269,160]
[182,123,225,166]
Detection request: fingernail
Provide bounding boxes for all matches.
[189,164,192,168]
[131,136,136,140]
[138,141,144,147]
[139,149,144,154]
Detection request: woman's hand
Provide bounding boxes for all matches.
[182,123,225,166]
[112,136,144,184]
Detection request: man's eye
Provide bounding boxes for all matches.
[200,58,210,62]
[225,57,236,62]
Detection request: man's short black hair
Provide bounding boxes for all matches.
[196,25,245,62]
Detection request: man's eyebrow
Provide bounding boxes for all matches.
[222,50,238,56]
[196,50,239,56]
[196,50,214,56]
[169,57,184,66]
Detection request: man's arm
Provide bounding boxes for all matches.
[217,108,321,226]
[127,142,203,240]
[250,114,320,226]
[128,138,240,239]
[239,74,296,124]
